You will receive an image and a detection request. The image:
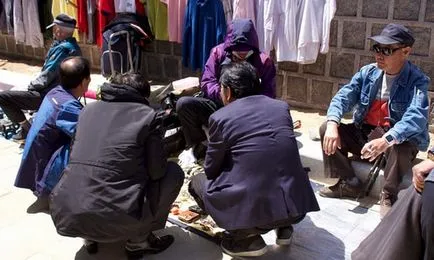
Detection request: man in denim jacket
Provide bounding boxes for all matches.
[319,24,430,218]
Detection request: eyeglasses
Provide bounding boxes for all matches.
[372,44,406,56]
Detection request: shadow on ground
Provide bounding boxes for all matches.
[74,226,223,260]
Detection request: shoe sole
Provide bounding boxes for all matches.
[221,245,268,257]
[276,236,292,246]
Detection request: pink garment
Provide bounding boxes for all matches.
[167,0,187,43]
[233,0,256,24]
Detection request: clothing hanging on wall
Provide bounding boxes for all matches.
[95,0,115,47]
[233,0,255,24]
[14,0,44,48]
[182,0,226,71]
[146,0,168,40]
[38,0,54,40]
[114,0,135,13]
[220,0,232,25]
[166,0,186,43]
[2,0,14,35]
[262,0,335,64]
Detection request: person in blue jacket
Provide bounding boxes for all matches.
[14,56,90,213]
[0,14,81,141]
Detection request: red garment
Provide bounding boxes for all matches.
[77,0,88,33]
[96,0,116,47]
[135,0,146,16]
[364,99,390,127]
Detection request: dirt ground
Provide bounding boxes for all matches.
[0,55,432,159]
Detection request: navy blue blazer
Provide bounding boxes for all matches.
[203,95,320,230]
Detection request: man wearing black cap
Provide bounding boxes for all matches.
[0,14,81,141]
[319,23,430,218]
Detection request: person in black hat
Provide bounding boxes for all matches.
[0,13,81,141]
[319,23,430,218]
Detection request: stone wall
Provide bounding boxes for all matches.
[1,0,434,114]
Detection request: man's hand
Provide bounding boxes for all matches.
[360,137,389,162]
[323,122,341,156]
[412,160,434,193]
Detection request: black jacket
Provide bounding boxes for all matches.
[50,82,166,242]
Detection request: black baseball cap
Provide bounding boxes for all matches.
[369,23,415,46]
[46,14,77,29]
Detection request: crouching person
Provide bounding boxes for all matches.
[14,57,90,213]
[188,62,320,257]
[49,73,184,259]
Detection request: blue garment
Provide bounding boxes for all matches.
[327,61,430,151]
[14,86,83,196]
[182,0,226,71]
[28,37,81,93]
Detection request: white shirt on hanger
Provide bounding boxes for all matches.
[114,0,136,13]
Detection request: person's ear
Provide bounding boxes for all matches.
[402,47,411,57]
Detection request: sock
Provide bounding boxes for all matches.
[346,177,361,187]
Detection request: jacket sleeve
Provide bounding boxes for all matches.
[55,100,83,137]
[386,76,430,146]
[204,114,226,180]
[201,47,222,102]
[28,47,72,92]
[146,118,167,181]
[326,68,364,123]
[260,56,277,98]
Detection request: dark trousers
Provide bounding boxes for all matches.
[0,90,43,123]
[421,181,434,260]
[319,122,418,200]
[176,96,220,147]
[188,173,305,240]
[353,183,434,260]
[131,162,185,242]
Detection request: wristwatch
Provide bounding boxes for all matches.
[384,134,396,146]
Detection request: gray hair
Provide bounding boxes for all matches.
[59,26,75,36]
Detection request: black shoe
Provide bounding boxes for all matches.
[221,234,268,257]
[319,178,362,199]
[84,240,99,255]
[12,127,28,142]
[276,226,293,246]
[26,196,49,214]
[125,233,174,259]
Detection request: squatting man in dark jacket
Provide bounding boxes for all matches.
[188,61,319,257]
[49,73,185,258]
[0,14,81,141]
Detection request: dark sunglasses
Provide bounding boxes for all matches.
[372,44,406,56]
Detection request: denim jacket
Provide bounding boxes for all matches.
[327,61,430,151]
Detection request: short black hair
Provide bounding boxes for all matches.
[59,57,91,89]
[219,61,260,99]
[110,73,151,98]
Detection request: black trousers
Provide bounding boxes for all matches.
[130,161,185,242]
[319,121,418,201]
[176,96,220,147]
[353,183,434,260]
[188,173,305,240]
[0,90,43,123]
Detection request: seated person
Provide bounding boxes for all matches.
[352,156,434,260]
[0,14,81,141]
[49,73,185,258]
[14,57,90,213]
[176,18,276,159]
[319,23,430,217]
[188,62,319,257]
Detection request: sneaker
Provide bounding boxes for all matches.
[276,226,293,246]
[221,234,268,257]
[319,179,362,199]
[26,196,49,214]
[125,233,174,259]
[84,240,98,255]
[380,193,394,219]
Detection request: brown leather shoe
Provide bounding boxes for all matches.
[319,179,362,199]
[380,192,394,219]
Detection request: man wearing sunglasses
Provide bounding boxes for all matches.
[319,23,430,218]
